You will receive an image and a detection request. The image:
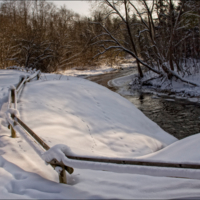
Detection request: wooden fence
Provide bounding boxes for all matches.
[6,69,200,184]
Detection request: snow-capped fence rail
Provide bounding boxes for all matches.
[58,156,200,170]
[6,70,73,184]
[7,70,41,138]
[46,151,200,181]
[16,76,26,94]
[13,116,74,183]
[6,69,200,184]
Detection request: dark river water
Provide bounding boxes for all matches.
[87,68,200,140]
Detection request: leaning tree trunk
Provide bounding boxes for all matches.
[124,0,143,78]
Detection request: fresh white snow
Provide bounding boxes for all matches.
[0,69,200,199]
[59,59,135,78]
[109,63,200,102]
[20,74,177,158]
[60,66,115,78]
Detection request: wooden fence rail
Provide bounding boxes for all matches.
[6,69,200,185]
[7,71,41,138]
[7,70,72,184]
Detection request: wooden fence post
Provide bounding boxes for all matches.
[11,89,15,104]
[37,72,41,80]
[59,167,67,184]
[10,114,17,138]
[16,77,24,89]
[10,125,17,138]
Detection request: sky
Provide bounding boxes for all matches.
[53,1,91,16]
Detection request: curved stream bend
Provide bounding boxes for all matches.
[87,68,200,140]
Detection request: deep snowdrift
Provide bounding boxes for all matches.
[137,132,200,164]
[19,74,177,158]
[1,70,200,199]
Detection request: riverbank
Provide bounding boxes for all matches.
[87,68,200,139]
[59,60,135,78]
[109,68,200,103]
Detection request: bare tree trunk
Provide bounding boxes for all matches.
[124,0,143,78]
[169,0,174,71]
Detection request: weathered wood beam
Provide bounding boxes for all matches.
[66,156,200,170]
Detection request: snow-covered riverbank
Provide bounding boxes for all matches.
[109,67,200,104]
[0,69,200,199]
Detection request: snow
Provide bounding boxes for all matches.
[0,70,28,116]
[0,69,200,198]
[2,149,200,199]
[19,74,177,159]
[26,70,40,82]
[42,141,200,181]
[41,131,200,180]
[140,68,200,99]
[6,108,20,122]
[59,61,134,78]
[136,133,200,165]
[0,154,86,199]
[60,66,115,78]
[9,85,16,90]
[108,61,200,102]
[108,71,136,96]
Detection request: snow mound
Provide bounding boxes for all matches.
[7,108,20,118]
[137,133,200,165]
[9,85,16,90]
[0,155,85,199]
[20,74,177,158]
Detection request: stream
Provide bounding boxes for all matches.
[87,67,200,140]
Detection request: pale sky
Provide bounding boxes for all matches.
[53,1,91,17]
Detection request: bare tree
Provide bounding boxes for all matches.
[91,0,200,86]
[0,0,94,71]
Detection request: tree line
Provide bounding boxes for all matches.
[0,0,95,72]
[0,0,200,86]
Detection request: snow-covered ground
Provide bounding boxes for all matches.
[138,69,200,98]
[59,60,135,78]
[59,66,115,78]
[0,69,200,199]
[109,67,200,104]
[20,73,176,156]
